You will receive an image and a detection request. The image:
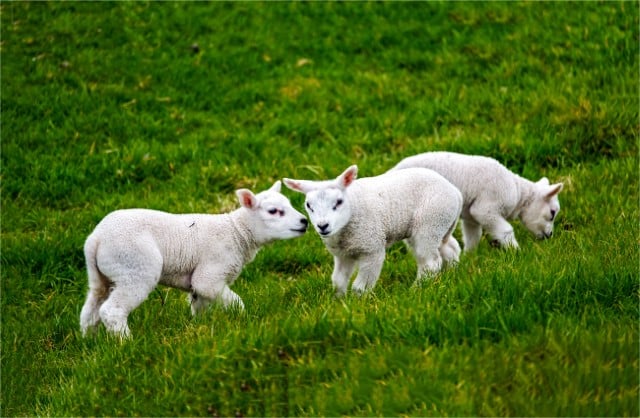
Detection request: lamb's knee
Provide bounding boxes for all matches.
[98,304,131,338]
[440,236,461,264]
[188,292,212,316]
[220,287,245,310]
[415,251,443,279]
[488,223,518,249]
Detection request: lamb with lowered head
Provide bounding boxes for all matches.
[391,151,563,251]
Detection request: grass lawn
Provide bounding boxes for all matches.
[1,2,638,416]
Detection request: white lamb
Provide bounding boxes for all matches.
[283,165,462,296]
[80,181,308,338]
[391,151,564,251]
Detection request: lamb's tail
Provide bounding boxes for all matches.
[79,233,110,335]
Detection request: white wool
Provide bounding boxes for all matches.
[284,166,462,296]
[80,181,308,338]
[391,151,564,250]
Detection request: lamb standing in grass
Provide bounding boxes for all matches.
[391,151,564,251]
[283,166,462,296]
[80,181,308,338]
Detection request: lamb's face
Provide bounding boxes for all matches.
[304,188,352,238]
[282,165,359,238]
[520,179,563,240]
[236,181,308,241]
[255,191,309,240]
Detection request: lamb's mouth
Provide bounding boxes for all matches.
[537,231,553,239]
[291,227,307,234]
[319,230,332,237]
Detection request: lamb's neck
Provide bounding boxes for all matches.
[511,175,537,220]
[228,208,261,258]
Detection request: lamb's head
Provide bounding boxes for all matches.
[236,181,308,241]
[520,178,563,240]
[283,165,357,238]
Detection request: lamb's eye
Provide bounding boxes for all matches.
[550,209,557,221]
[306,202,313,212]
[333,199,343,210]
[268,208,278,215]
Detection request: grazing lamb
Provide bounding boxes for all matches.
[391,151,564,251]
[80,181,308,338]
[283,165,462,296]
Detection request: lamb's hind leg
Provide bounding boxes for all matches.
[461,218,483,251]
[439,234,461,265]
[80,283,110,336]
[81,236,109,336]
[406,234,443,284]
[99,276,158,338]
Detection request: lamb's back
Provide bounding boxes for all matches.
[92,209,234,266]
[394,152,518,208]
[346,168,458,246]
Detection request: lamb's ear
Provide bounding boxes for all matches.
[544,183,564,201]
[283,178,315,194]
[268,180,282,193]
[336,165,358,189]
[236,189,258,210]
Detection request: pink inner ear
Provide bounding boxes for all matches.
[240,191,256,209]
[342,167,357,187]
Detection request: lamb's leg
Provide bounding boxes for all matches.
[439,235,461,265]
[351,252,385,295]
[332,256,356,297]
[406,235,443,282]
[219,285,245,310]
[81,237,110,336]
[80,285,109,336]
[478,217,518,249]
[468,205,519,249]
[461,219,483,251]
[188,292,213,315]
[95,245,162,338]
[99,279,157,338]
[191,268,245,311]
[488,218,519,248]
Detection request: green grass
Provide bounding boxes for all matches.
[1,2,638,416]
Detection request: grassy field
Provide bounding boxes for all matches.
[1,1,638,416]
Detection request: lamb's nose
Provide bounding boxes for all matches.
[317,223,329,232]
[300,218,308,226]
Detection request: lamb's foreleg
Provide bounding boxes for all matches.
[191,266,245,312]
[469,205,519,249]
[188,292,212,315]
[485,218,518,249]
[351,251,385,295]
[331,256,356,297]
